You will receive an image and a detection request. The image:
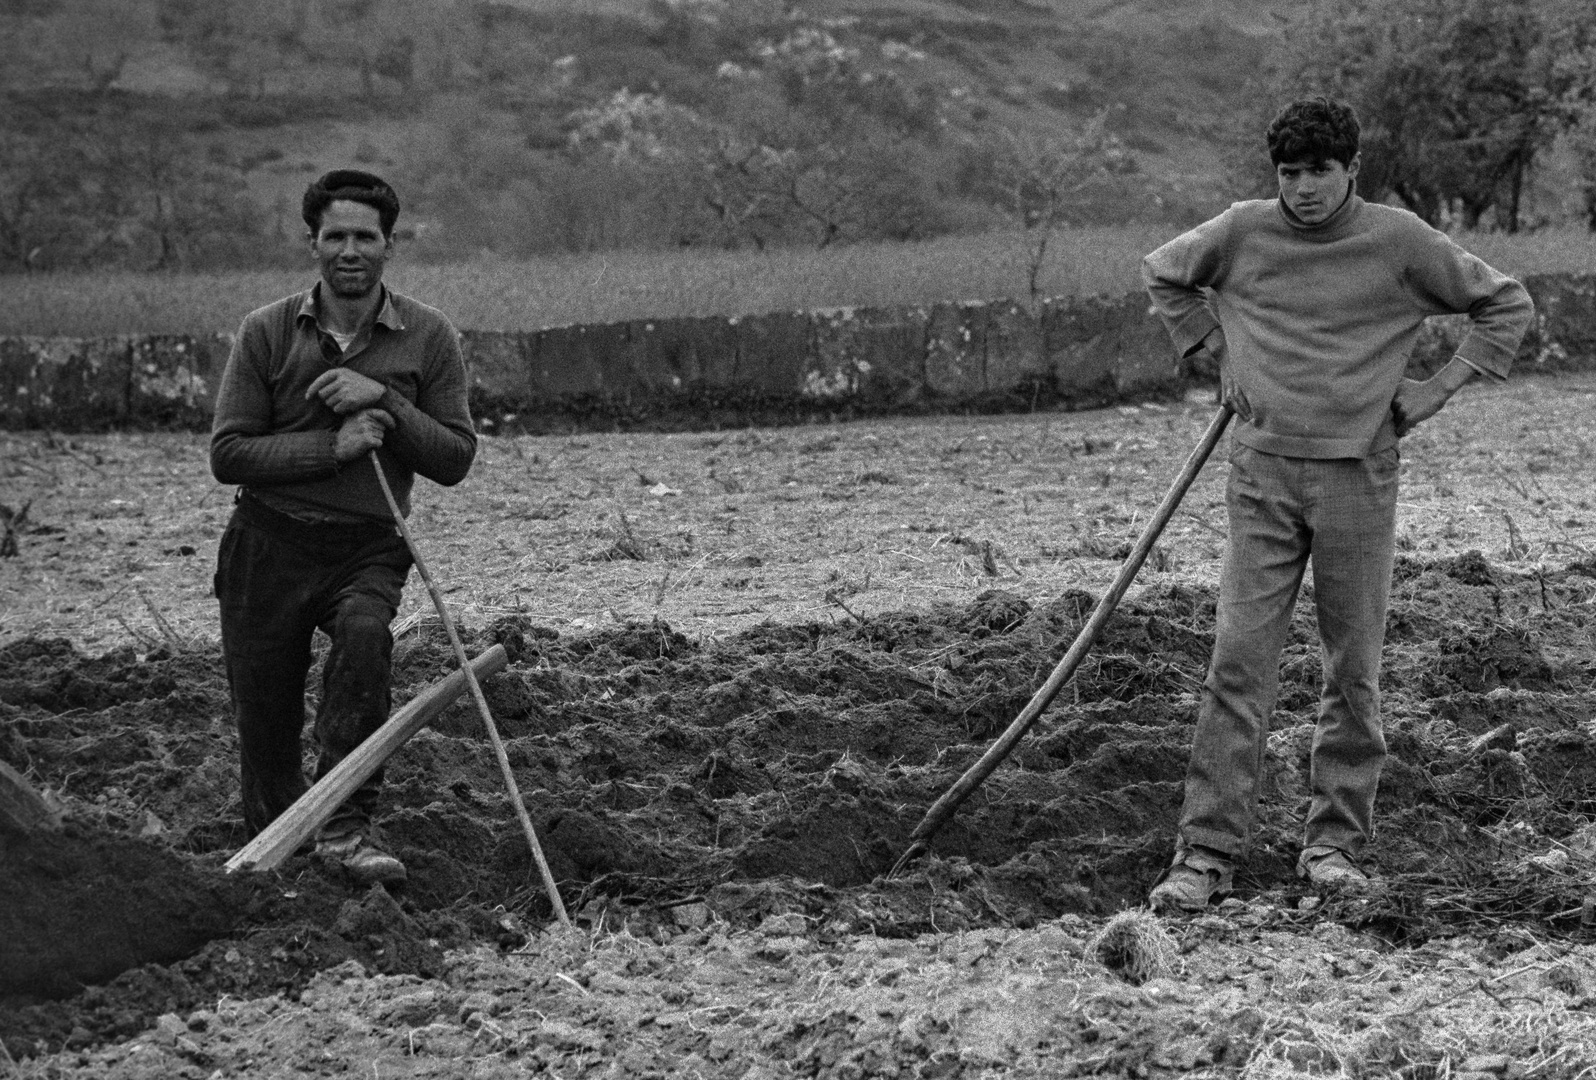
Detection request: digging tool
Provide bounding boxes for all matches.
[891,405,1234,876]
[0,759,62,836]
[368,452,573,928]
[225,645,507,873]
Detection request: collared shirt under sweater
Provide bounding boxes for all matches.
[210,284,477,524]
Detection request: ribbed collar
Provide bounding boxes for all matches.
[1276,184,1361,240]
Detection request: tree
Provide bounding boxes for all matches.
[1575,107,1596,230]
[688,123,941,250]
[88,120,263,270]
[560,85,943,251]
[1261,0,1596,231]
[982,115,1142,304]
[0,112,265,273]
[292,0,472,101]
[0,132,94,271]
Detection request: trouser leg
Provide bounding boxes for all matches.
[312,540,410,837]
[314,603,399,834]
[216,516,317,837]
[1303,449,1399,856]
[1178,447,1309,857]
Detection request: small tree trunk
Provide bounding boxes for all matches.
[1498,151,1523,234]
[1027,189,1058,306]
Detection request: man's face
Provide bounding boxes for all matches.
[1276,155,1359,225]
[311,200,392,299]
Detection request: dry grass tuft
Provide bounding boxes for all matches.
[1091,908,1177,984]
[593,509,649,563]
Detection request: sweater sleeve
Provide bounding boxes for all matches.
[210,312,341,486]
[377,319,476,487]
[1141,211,1230,356]
[1400,226,1534,381]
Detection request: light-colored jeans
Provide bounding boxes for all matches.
[1178,443,1398,858]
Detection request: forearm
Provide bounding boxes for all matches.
[1431,355,1481,396]
[1391,355,1481,437]
[211,429,341,486]
[378,388,476,487]
[210,325,344,486]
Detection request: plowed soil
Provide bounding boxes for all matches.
[8,376,1596,1076]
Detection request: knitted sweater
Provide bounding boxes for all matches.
[1142,194,1534,458]
[211,285,476,523]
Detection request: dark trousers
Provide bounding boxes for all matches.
[215,494,412,838]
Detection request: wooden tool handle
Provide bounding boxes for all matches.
[891,405,1234,875]
[225,645,507,873]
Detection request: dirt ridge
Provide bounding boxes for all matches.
[7,548,1596,1058]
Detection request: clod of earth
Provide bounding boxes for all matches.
[7,552,1596,1058]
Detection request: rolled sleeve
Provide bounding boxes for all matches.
[1407,236,1534,382]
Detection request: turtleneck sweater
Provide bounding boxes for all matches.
[1142,193,1534,458]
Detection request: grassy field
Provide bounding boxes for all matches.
[5,223,1593,338]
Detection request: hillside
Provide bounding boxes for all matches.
[0,0,1284,272]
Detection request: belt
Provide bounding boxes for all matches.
[234,490,396,547]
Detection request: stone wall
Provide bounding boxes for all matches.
[2,275,1591,433]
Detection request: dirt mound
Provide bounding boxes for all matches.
[0,638,220,713]
[7,553,1596,1056]
[0,830,247,998]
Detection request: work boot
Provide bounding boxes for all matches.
[315,828,408,887]
[1149,846,1234,913]
[1297,846,1369,890]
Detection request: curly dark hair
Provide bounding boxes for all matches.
[1266,97,1360,167]
[301,169,401,238]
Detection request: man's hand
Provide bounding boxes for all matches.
[309,368,388,415]
[333,408,394,462]
[1390,357,1478,436]
[1205,328,1251,420]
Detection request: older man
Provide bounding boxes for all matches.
[211,170,476,885]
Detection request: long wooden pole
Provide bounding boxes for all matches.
[369,453,572,928]
[0,759,62,836]
[890,405,1233,876]
[226,645,507,873]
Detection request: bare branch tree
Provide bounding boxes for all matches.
[989,114,1137,304]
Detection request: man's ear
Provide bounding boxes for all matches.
[1346,153,1361,181]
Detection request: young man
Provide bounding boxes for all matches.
[211,170,476,885]
[1141,97,1533,911]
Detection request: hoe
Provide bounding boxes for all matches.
[891,405,1234,876]
[228,453,571,929]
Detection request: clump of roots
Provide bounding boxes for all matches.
[1091,908,1178,984]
